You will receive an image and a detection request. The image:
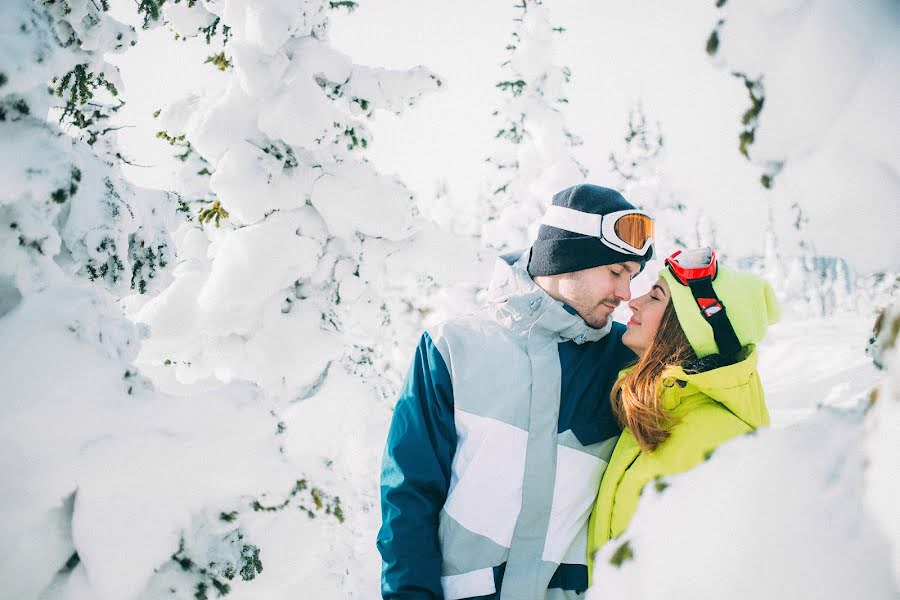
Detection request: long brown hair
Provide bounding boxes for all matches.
[612,301,697,452]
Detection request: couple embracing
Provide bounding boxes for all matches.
[377,184,780,599]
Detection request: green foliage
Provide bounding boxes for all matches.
[250,479,345,523]
[156,130,186,145]
[609,540,635,567]
[609,106,664,183]
[706,28,720,56]
[0,96,31,122]
[18,234,46,255]
[260,141,298,169]
[136,0,165,29]
[495,121,524,144]
[340,125,367,150]
[53,64,119,128]
[156,129,194,161]
[129,237,169,294]
[314,73,374,117]
[329,0,358,11]
[63,552,81,571]
[84,236,125,285]
[201,17,232,44]
[50,167,81,205]
[205,52,232,71]
[197,200,229,228]
[175,197,195,221]
[170,532,261,600]
[760,160,784,190]
[238,544,263,581]
[730,73,766,160]
[496,79,527,97]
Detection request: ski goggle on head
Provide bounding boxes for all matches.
[664,246,718,287]
[540,206,655,257]
[665,247,742,357]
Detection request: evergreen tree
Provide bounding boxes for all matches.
[608,104,695,261]
[480,0,587,253]
[0,3,347,598]
[131,1,482,593]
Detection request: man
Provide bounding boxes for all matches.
[377,184,655,600]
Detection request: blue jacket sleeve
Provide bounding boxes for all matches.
[377,331,457,599]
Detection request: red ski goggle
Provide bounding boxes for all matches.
[664,247,718,286]
[665,247,742,357]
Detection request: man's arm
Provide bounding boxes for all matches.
[377,331,457,599]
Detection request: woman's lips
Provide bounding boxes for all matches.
[628,318,641,326]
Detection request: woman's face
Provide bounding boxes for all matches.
[622,277,671,356]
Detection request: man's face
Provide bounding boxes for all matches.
[557,261,640,328]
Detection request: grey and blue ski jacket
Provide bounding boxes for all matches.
[377,250,635,600]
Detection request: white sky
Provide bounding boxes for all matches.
[110,0,898,274]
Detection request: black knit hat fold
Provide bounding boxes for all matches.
[527,184,652,277]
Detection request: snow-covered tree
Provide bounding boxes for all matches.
[480,0,587,253]
[607,104,696,264]
[129,1,484,595]
[0,2,367,599]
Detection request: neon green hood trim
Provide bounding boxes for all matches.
[660,345,769,428]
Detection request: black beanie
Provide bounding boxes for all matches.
[528,184,653,277]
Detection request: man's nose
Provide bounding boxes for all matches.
[616,279,632,302]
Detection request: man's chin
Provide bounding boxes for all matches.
[584,313,611,329]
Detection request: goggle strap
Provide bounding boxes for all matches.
[685,276,742,358]
[541,206,602,237]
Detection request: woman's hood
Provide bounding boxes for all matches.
[662,346,770,428]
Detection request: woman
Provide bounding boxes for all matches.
[586,247,780,579]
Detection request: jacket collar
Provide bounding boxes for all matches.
[485,249,613,343]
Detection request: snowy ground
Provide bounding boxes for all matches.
[760,311,881,424]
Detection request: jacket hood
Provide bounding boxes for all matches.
[485,249,613,344]
[659,346,769,428]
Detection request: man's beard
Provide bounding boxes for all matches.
[582,298,618,329]
[583,311,611,329]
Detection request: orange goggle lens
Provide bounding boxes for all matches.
[613,213,655,250]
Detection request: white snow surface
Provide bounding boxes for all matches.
[3,0,897,599]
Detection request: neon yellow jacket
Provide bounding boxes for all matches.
[586,346,769,581]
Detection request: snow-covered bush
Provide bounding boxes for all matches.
[480,0,587,252]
